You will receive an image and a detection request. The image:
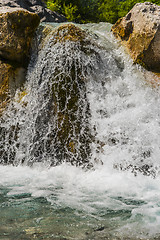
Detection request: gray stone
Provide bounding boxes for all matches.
[0,0,66,22]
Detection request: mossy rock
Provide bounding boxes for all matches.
[50,24,95,166]
[0,7,40,66]
[28,24,98,167]
[112,18,133,41]
[37,23,91,52]
[0,7,40,115]
[53,24,87,43]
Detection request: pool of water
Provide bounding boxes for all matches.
[1,165,160,240]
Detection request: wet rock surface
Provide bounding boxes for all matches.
[0,7,39,113]
[25,24,96,167]
[112,2,160,73]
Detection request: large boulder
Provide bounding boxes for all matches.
[27,24,95,167]
[0,7,40,64]
[0,7,40,114]
[0,0,66,22]
[112,2,160,72]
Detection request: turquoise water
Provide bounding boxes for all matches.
[1,165,160,239]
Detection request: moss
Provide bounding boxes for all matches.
[29,23,95,167]
[37,25,53,50]
[53,24,87,43]
[17,90,27,101]
[50,37,92,164]
[111,18,123,37]
[51,71,92,165]
[153,72,160,77]
[135,52,148,69]
[112,18,123,29]
[112,19,133,41]
[68,141,76,153]
[16,89,28,106]
[52,72,81,153]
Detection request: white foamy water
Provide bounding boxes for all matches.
[0,23,160,239]
[1,163,160,239]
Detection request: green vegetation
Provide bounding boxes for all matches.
[46,0,160,23]
[118,0,160,18]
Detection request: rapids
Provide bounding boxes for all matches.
[0,22,160,239]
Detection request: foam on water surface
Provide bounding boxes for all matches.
[1,164,160,239]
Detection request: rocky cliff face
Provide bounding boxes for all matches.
[0,7,40,114]
[112,2,160,73]
[0,0,66,22]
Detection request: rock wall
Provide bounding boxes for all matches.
[112,2,160,73]
[0,0,66,22]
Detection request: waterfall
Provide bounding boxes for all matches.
[0,22,160,239]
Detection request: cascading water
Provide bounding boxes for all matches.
[0,22,160,240]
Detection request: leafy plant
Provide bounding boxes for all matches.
[98,0,119,23]
[46,0,160,24]
[62,3,78,22]
[118,0,145,18]
[47,0,62,12]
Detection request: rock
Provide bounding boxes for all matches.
[0,7,39,114]
[0,7,40,64]
[0,60,25,115]
[24,24,100,167]
[0,61,12,115]
[0,0,66,23]
[112,2,160,72]
[114,163,156,178]
[51,24,89,43]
